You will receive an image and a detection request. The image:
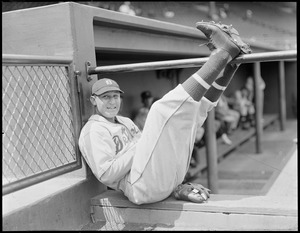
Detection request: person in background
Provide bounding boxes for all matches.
[216,118,233,145]
[133,91,155,131]
[241,75,265,126]
[119,1,136,16]
[232,89,253,129]
[215,93,240,134]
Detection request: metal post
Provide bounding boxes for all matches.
[205,109,218,193]
[253,62,263,153]
[278,60,286,131]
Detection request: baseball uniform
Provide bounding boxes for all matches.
[79,21,249,205]
[79,84,216,204]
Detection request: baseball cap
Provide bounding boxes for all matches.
[92,78,124,96]
[141,91,152,100]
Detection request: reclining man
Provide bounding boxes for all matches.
[79,21,251,205]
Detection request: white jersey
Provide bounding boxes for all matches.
[79,114,141,190]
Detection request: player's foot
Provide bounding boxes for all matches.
[196,21,252,58]
[173,182,210,203]
[221,133,232,145]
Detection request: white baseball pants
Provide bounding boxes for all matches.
[119,84,216,204]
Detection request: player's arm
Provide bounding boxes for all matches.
[100,144,136,185]
[80,129,134,186]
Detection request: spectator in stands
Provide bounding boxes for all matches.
[118,1,136,16]
[133,91,156,131]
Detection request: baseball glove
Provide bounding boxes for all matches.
[173,182,211,203]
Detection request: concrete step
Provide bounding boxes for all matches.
[86,190,297,231]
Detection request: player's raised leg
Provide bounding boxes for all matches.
[173,22,251,203]
[181,21,251,102]
[123,22,250,205]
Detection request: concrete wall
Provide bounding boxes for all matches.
[3,176,105,230]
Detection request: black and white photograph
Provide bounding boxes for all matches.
[3,1,297,231]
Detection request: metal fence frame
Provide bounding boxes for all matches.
[2,54,82,195]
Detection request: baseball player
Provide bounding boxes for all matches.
[79,21,251,205]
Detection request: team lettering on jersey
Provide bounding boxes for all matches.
[113,124,140,154]
[113,135,123,153]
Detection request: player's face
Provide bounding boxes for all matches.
[93,91,121,120]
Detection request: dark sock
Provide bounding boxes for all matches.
[182,49,231,101]
[204,63,240,102]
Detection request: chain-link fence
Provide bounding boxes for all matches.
[2,55,82,195]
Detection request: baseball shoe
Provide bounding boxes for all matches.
[221,133,232,145]
[173,182,211,203]
[196,21,252,58]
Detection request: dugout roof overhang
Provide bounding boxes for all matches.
[3,2,280,58]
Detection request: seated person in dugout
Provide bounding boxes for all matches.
[241,75,266,127]
[215,93,240,135]
[79,21,251,205]
[232,89,254,129]
[215,118,234,145]
[133,90,156,132]
[214,93,240,145]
